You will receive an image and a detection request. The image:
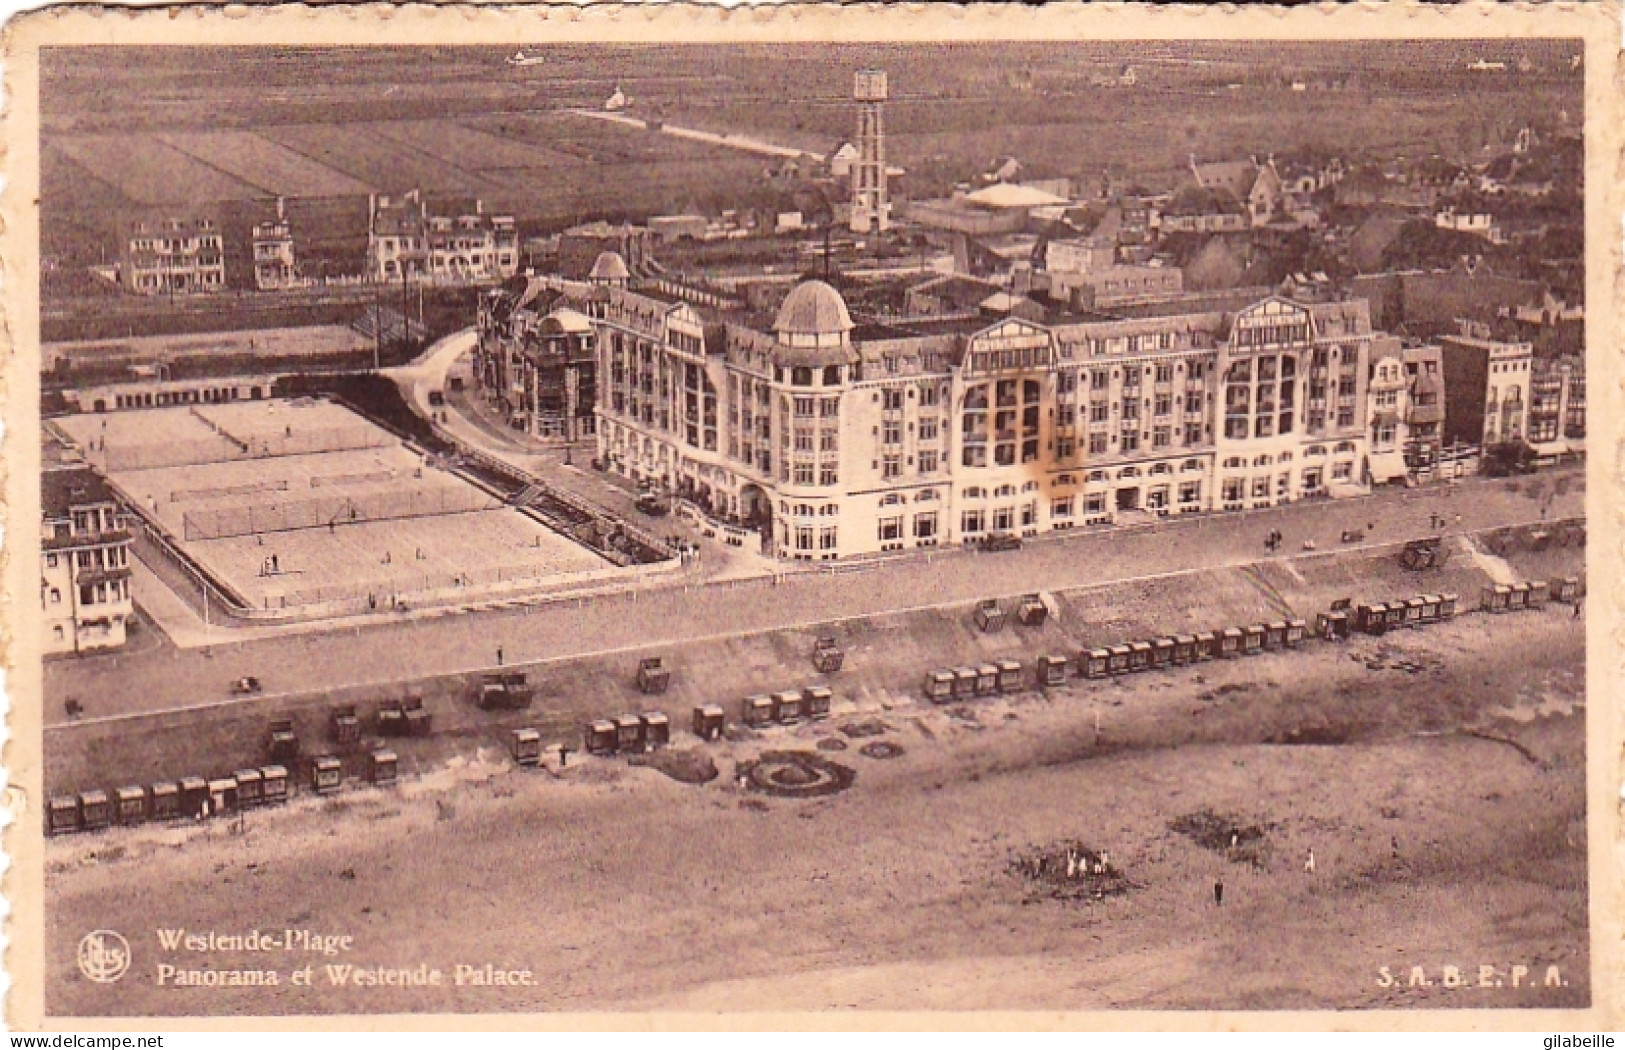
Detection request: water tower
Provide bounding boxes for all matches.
[849,69,891,234]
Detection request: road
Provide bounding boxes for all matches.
[47,465,1582,725]
[566,107,814,159]
[391,327,777,582]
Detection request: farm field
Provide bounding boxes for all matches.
[157,131,375,198]
[364,119,590,173]
[49,134,259,206]
[256,123,498,197]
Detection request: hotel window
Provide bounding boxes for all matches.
[1332,462,1352,481]
[1179,481,1201,504]
[794,428,814,452]
[882,455,903,479]
[796,526,814,550]
[919,450,939,474]
[914,512,938,538]
[820,430,838,452]
[1376,424,1396,446]
[1154,395,1172,416]
[1085,493,1106,514]
[795,397,815,417]
[1121,430,1140,453]
[1090,403,1111,423]
[1021,502,1038,527]
[992,507,1014,532]
[820,397,840,418]
[1155,364,1174,383]
[882,422,902,445]
[963,445,988,468]
[794,462,814,484]
[1056,438,1075,458]
[1052,497,1074,518]
[1153,426,1171,449]
[1222,478,1244,502]
[820,464,839,486]
[878,516,903,542]
[1057,372,1076,394]
[961,509,985,533]
[1091,369,1109,390]
[920,384,941,407]
[1089,433,1109,454]
[1184,423,1203,444]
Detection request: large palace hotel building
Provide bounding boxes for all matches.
[548,261,1378,560]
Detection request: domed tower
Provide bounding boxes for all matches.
[588,250,630,289]
[772,279,856,366]
[769,281,855,527]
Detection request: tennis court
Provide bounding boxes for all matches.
[55,399,610,612]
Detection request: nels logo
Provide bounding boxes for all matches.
[77,930,131,984]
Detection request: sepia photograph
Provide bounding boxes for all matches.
[5,2,1619,1029]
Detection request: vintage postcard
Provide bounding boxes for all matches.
[2,0,1620,1031]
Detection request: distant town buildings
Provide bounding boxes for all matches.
[42,466,134,654]
[1434,207,1503,245]
[1187,155,1286,227]
[1156,186,1250,235]
[367,190,518,285]
[119,212,225,295]
[1048,265,1183,311]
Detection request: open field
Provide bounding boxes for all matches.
[50,134,259,206]
[43,600,1585,1014]
[364,119,590,173]
[157,131,376,198]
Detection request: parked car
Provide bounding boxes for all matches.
[978,532,1022,552]
[634,492,670,516]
